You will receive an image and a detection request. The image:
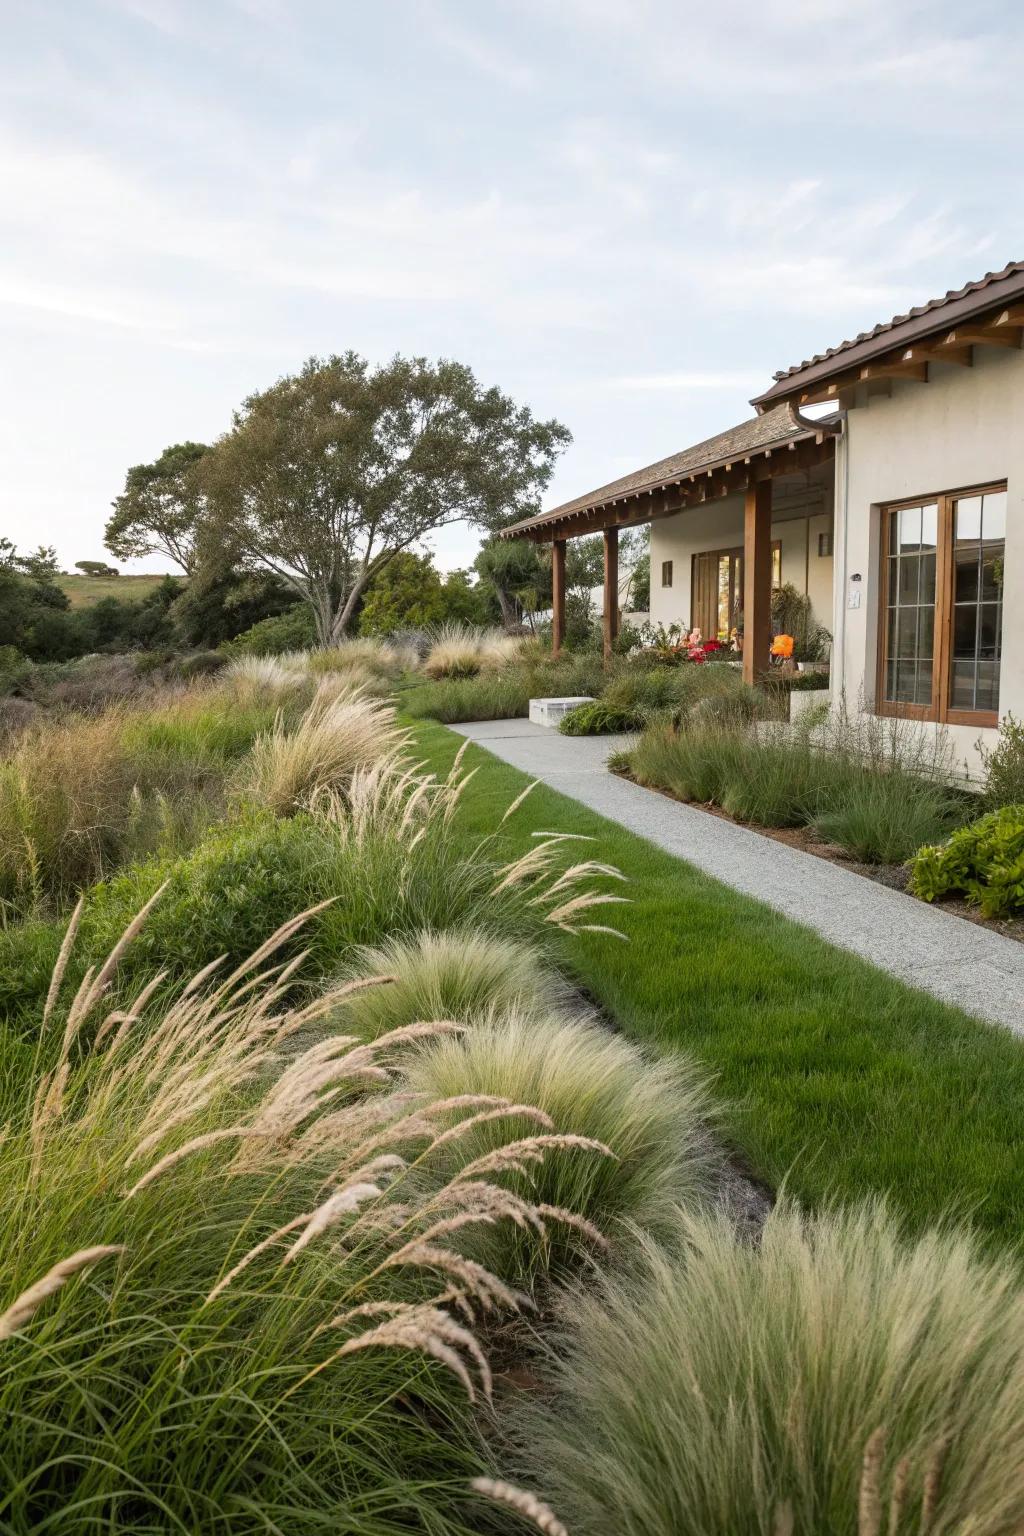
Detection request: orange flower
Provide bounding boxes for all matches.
[770,633,794,659]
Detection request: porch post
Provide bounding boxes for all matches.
[603,526,619,662]
[551,538,566,656]
[743,477,773,685]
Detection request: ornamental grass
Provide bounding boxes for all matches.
[515,1200,1024,1536]
[334,928,576,1040]
[240,685,404,815]
[0,899,608,1533]
[423,623,524,680]
[403,1008,719,1284]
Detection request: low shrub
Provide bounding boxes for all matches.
[979,712,1024,810]
[517,1201,1024,1536]
[909,804,1024,916]
[813,771,969,865]
[402,672,531,723]
[334,928,573,1039]
[0,914,600,1532]
[220,605,316,656]
[559,699,644,735]
[404,1010,718,1284]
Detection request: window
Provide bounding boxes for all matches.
[691,543,783,640]
[661,560,673,588]
[878,484,1006,725]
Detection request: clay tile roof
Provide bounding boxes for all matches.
[501,405,826,538]
[752,259,1024,409]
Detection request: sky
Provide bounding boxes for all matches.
[3,0,1024,576]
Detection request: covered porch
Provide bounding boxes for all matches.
[501,405,839,684]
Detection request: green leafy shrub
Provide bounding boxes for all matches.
[909,805,1024,916]
[516,1201,1024,1536]
[559,699,645,735]
[980,713,1024,810]
[220,606,316,656]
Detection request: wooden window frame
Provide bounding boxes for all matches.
[690,541,783,638]
[875,482,1006,729]
[661,559,673,588]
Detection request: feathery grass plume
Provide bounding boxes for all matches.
[306,637,418,680]
[2,905,608,1529]
[239,686,403,815]
[222,654,312,704]
[406,1009,717,1282]
[423,623,524,680]
[514,1201,1024,1536]
[0,1246,124,1340]
[470,1478,568,1536]
[332,928,577,1040]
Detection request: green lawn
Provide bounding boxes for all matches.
[409,719,1024,1251]
[57,573,178,608]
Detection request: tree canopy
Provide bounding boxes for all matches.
[199,353,570,646]
[105,441,209,574]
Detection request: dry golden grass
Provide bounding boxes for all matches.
[240,687,404,815]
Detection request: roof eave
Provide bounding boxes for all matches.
[752,269,1024,412]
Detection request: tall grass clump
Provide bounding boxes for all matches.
[404,1011,718,1284]
[0,905,608,1533]
[334,928,575,1039]
[812,770,968,865]
[222,653,314,704]
[240,686,404,814]
[517,1200,1024,1536]
[306,636,421,680]
[402,671,533,723]
[423,623,523,680]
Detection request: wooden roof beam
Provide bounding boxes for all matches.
[898,343,973,368]
[858,360,928,385]
[940,323,1022,350]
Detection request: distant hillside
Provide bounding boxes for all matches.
[57,574,181,609]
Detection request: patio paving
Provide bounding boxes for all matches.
[450,719,1024,1035]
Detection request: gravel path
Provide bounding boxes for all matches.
[450,718,1024,1036]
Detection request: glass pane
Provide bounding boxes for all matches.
[886,608,898,667]
[982,490,1007,541]
[895,659,916,703]
[979,603,1001,657]
[898,555,920,606]
[951,660,976,710]
[717,556,730,636]
[976,661,1000,714]
[920,551,936,603]
[886,658,898,700]
[920,503,938,550]
[917,606,934,662]
[956,497,982,543]
[914,660,933,707]
[772,547,782,588]
[980,551,1003,602]
[954,548,979,605]
[898,505,922,551]
[953,604,978,660]
[897,609,918,659]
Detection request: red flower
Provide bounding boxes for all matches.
[702,639,724,653]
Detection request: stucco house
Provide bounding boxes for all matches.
[502,260,1024,774]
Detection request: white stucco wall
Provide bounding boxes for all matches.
[649,483,834,636]
[834,348,1024,775]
